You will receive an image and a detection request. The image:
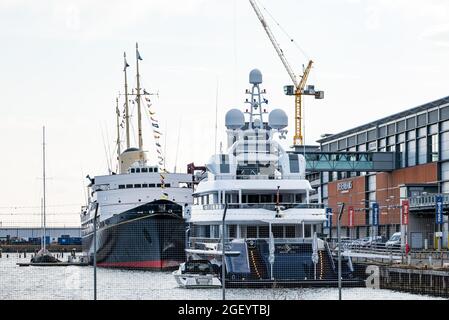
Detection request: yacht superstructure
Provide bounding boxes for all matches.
[187,69,349,282]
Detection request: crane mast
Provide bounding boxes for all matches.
[249,0,323,146]
[249,0,298,88]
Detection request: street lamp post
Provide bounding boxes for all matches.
[337,202,345,301]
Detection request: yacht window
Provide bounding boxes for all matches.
[228,225,237,238]
[242,194,248,203]
[142,184,148,188]
[126,184,133,189]
[142,168,148,173]
[247,226,257,238]
[258,226,269,238]
[273,226,284,238]
[165,183,171,188]
[148,168,153,173]
[304,225,312,238]
[149,184,156,188]
[157,184,162,187]
[260,195,272,203]
[118,185,125,189]
[136,168,141,173]
[154,168,158,173]
[248,195,259,203]
[130,169,135,173]
[285,226,296,238]
[295,194,303,203]
[134,184,142,188]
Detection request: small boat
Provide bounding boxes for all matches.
[173,260,222,289]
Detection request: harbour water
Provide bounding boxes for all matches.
[0,254,443,300]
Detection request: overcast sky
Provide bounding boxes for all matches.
[1,0,448,227]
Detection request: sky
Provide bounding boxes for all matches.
[1,0,448,227]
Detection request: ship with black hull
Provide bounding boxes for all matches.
[81,44,193,270]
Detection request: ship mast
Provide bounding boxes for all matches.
[42,126,47,252]
[115,97,121,163]
[135,43,143,156]
[123,52,131,149]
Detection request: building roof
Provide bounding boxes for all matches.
[317,95,449,144]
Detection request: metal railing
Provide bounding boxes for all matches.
[198,203,324,211]
[409,194,449,208]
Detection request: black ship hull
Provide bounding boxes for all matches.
[82,200,186,270]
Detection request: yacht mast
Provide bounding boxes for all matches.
[116,97,121,163]
[42,126,47,252]
[123,52,131,149]
[135,43,143,154]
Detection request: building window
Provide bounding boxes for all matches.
[442,132,449,160]
[406,117,416,130]
[441,106,449,121]
[397,133,405,143]
[442,120,449,132]
[397,120,406,132]
[441,162,449,181]
[367,129,377,141]
[418,138,427,164]
[368,141,377,151]
[397,143,405,168]
[417,113,427,127]
[378,126,387,138]
[407,130,416,140]
[429,110,439,123]
[417,127,427,137]
[407,140,416,166]
[358,144,366,152]
[387,123,396,135]
[357,133,367,144]
[348,136,356,147]
[430,134,439,162]
[387,135,395,145]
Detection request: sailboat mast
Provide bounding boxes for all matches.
[136,43,143,152]
[42,126,47,252]
[116,97,121,163]
[123,52,131,149]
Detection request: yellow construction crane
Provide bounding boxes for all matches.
[249,0,323,146]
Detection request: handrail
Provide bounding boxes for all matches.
[197,203,325,211]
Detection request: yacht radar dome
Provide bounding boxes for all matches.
[268,109,288,130]
[249,69,262,84]
[225,109,245,130]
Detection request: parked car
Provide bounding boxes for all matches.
[385,232,401,248]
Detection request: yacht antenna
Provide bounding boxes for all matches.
[123,52,131,149]
[174,117,182,173]
[135,43,143,154]
[214,78,219,154]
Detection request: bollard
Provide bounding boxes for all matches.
[24,252,26,258]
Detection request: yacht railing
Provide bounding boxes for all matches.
[188,237,314,248]
[197,203,324,211]
[214,174,302,180]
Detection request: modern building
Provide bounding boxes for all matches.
[316,95,449,249]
